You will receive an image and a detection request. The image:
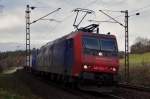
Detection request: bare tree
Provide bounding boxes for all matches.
[131,37,150,54]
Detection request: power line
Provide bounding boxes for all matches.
[98,9,122,12]
[97,3,150,14]
[58,0,98,22]
[46,0,98,32]
[30,8,61,24]
[89,19,118,23]
[96,10,140,25]
[99,10,124,27]
[130,4,150,13]
[41,18,62,23]
[96,4,150,23]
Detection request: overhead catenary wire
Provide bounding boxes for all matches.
[30,8,61,24]
[27,0,150,38]
[28,0,150,25]
[40,18,62,23]
[59,0,97,22]
[89,19,117,23]
[47,0,98,32]
[98,9,122,13]
[130,4,150,13]
[98,3,150,13]
[25,0,98,26]
[96,3,150,24]
[99,10,125,27]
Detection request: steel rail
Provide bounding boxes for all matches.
[118,83,150,92]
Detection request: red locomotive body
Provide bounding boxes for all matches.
[32,30,119,86]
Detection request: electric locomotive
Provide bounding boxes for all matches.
[31,24,119,86]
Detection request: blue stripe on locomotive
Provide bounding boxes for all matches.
[31,39,74,75]
[64,39,74,75]
[52,39,74,74]
[32,48,37,68]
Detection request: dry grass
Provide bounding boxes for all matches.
[119,52,150,86]
[0,71,43,99]
[129,64,150,86]
[120,52,150,65]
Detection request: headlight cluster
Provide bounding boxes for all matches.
[83,65,88,69]
[83,64,90,69]
[110,67,117,72]
[98,52,103,56]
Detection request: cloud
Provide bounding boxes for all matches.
[0,7,25,43]
[0,14,23,30]
[0,0,150,51]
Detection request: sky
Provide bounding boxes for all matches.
[0,0,150,51]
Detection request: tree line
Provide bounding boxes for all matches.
[0,50,26,72]
[131,37,150,54]
[118,37,150,58]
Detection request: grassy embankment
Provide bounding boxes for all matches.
[119,52,150,86]
[0,71,43,99]
[0,51,29,99]
[0,51,149,98]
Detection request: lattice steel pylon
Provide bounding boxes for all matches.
[124,10,129,82]
[25,5,31,69]
[99,10,130,83]
[25,5,61,70]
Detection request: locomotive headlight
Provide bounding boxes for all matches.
[98,52,103,56]
[83,65,88,69]
[112,68,116,72]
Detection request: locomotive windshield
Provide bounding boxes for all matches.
[83,37,99,50]
[100,39,117,52]
[83,36,118,56]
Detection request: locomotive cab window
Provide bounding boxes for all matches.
[83,37,99,50]
[82,37,100,55]
[82,36,118,56]
[100,39,117,52]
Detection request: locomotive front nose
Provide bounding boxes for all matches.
[82,35,119,74]
[80,55,119,85]
[82,55,119,74]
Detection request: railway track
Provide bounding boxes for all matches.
[78,88,126,99]
[77,82,150,99]
[26,70,126,99]
[115,83,150,99]
[40,77,121,99]
[23,70,150,99]
[46,80,126,99]
[105,94,126,99]
[118,83,150,92]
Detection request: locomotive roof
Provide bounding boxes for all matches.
[40,31,116,50]
[40,31,76,49]
[81,31,116,38]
